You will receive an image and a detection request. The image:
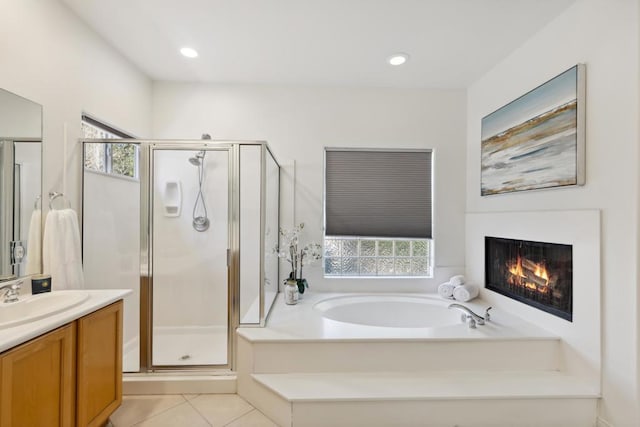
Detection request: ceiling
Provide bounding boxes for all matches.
[61,0,576,89]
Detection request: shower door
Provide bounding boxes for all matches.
[150,146,230,368]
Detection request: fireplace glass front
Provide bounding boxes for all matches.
[485,236,573,321]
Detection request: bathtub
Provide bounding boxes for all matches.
[242,292,552,343]
[313,294,462,328]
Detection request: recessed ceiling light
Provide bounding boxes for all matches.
[388,53,409,66]
[180,47,198,58]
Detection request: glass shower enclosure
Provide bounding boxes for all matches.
[82,140,279,372]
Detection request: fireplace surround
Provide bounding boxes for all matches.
[485,236,573,321]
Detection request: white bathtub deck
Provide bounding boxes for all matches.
[237,292,558,343]
[236,293,599,426]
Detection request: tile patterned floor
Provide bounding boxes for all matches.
[109,394,278,427]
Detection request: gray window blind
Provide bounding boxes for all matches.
[325,149,432,239]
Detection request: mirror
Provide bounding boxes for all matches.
[0,88,42,278]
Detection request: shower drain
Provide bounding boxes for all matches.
[180,354,191,361]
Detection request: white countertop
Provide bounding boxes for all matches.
[0,289,131,353]
[238,292,558,343]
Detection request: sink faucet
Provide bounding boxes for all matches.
[448,303,492,328]
[0,280,22,303]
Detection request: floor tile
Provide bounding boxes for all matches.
[110,395,186,427]
[136,401,210,427]
[225,409,278,427]
[189,394,254,426]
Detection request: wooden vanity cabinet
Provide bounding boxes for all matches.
[0,323,76,427]
[76,301,122,427]
[0,300,123,427]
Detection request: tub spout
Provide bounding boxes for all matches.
[448,303,485,328]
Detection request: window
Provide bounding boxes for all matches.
[324,148,433,277]
[82,115,138,179]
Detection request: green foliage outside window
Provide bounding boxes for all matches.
[110,143,136,178]
[82,119,138,179]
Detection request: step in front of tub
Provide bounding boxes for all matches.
[252,371,598,402]
[251,371,599,427]
[245,336,563,374]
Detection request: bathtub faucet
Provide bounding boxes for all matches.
[448,303,491,329]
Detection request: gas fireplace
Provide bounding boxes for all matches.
[485,236,573,321]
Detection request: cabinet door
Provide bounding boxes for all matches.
[76,301,123,427]
[0,323,76,427]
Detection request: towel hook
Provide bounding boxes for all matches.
[49,191,71,210]
[34,195,41,210]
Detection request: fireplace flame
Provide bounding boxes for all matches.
[508,258,525,278]
[506,255,550,294]
[534,264,549,282]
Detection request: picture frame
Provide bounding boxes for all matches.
[481,64,586,196]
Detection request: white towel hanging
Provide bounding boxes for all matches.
[43,208,84,289]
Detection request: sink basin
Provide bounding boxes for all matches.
[0,291,90,329]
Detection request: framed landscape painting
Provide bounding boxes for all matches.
[481,64,586,196]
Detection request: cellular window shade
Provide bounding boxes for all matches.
[325,150,432,239]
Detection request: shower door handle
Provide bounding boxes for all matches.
[227,249,231,267]
[10,241,25,265]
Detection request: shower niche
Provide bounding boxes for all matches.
[161,180,181,217]
[82,140,279,372]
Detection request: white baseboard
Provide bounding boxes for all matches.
[123,374,236,395]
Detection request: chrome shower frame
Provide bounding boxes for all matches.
[147,142,233,372]
[81,139,280,374]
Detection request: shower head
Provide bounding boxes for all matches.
[188,150,206,166]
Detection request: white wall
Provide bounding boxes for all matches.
[0,89,41,139]
[152,83,467,292]
[466,0,639,425]
[0,0,152,214]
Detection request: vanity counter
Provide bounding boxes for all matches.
[0,289,130,352]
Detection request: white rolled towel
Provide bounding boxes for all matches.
[437,281,456,299]
[453,284,480,302]
[449,275,465,287]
